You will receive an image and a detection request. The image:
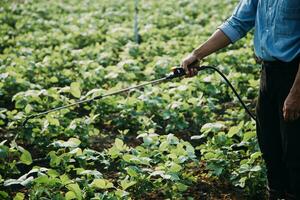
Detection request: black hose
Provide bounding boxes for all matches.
[198,66,256,121]
[166,65,256,121]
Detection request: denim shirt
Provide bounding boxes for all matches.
[219,0,300,62]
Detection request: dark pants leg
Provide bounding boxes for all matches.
[256,58,300,199]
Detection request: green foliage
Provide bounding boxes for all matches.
[0,140,32,180]
[193,120,266,196]
[0,0,265,199]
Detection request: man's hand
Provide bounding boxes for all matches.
[283,63,300,121]
[181,53,200,77]
[283,91,300,121]
[180,29,232,78]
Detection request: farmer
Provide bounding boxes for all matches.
[181,0,300,199]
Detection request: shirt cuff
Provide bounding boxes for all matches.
[218,21,241,43]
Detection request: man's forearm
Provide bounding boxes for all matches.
[192,29,232,60]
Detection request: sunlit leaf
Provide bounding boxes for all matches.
[70,82,81,98]
[20,150,32,165]
[66,183,82,200]
[13,193,24,200]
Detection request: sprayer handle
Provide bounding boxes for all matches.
[180,59,201,76]
[166,65,201,79]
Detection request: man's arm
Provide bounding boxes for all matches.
[283,62,300,121]
[182,0,258,76]
[182,29,231,76]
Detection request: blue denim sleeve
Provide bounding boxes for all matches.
[219,0,258,43]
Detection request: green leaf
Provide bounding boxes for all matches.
[0,191,9,199]
[91,179,114,189]
[250,152,262,160]
[169,162,182,173]
[68,138,81,147]
[15,99,27,109]
[201,122,225,133]
[70,82,81,98]
[238,177,247,188]
[115,138,124,150]
[168,172,180,181]
[204,152,217,159]
[24,104,33,114]
[47,169,60,177]
[34,175,49,184]
[120,179,136,190]
[13,193,24,200]
[51,138,81,148]
[126,166,139,177]
[243,131,256,142]
[207,163,224,176]
[65,191,77,200]
[161,173,172,180]
[0,145,9,159]
[66,183,82,200]
[122,154,134,162]
[130,156,151,166]
[60,174,72,185]
[228,126,240,137]
[79,170,102,178]
[49,76,58,83]
[186,145,196,158]
[49,151,61,167]
[108,146,120,159]
[115,189,129,198]
[250,165,262,172]
[47,117,60,126]
[167,134,179,144]
[176,183,188,192]
[239,164,251,173]
[159,141,168,151]
[20,150,32,165]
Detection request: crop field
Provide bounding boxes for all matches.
[0,0,266,199]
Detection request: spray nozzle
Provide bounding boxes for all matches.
[165,67,186,79]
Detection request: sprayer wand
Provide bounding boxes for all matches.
[22,65,256,127]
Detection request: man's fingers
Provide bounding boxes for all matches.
[181,54,200,77]
[289,112,296,121]
[283,104,289,121]
[286,114,292,121]
[283,108,300,121]
[191,68,198,76]
[294,111,300,120]
[283,105,291,121]
[181,61,191,77]
[187,67,196,77]
[292,112,298,121]
[283,111,288,121]
[290,111,299,121]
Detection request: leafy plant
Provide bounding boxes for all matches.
[0,0,265,199]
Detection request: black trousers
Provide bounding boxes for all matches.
[256,57,300,198]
